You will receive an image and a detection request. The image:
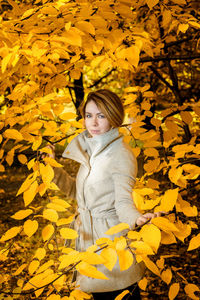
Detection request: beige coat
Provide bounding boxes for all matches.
[54,128,145,293]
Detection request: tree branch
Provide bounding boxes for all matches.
[88,68,116,88]
[140,54,200,63]
[149,66,173,90]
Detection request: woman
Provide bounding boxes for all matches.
[53,89,159,299]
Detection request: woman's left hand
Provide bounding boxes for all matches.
[136,212,164,226]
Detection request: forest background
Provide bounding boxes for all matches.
[0,0,200,299]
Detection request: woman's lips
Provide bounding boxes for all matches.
[90,130,100,134]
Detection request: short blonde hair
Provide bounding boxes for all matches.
[80,89,124,127]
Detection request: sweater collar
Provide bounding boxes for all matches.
[62,128,121,165]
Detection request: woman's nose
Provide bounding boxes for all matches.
[92,117,98,126]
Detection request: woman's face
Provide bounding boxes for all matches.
[84,100,112,137]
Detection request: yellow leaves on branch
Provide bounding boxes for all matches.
[0,226,22,242]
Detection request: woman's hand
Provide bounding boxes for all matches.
[41,144,55,160]
[136,212,164,226]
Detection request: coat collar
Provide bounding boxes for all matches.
[62,128,121,165]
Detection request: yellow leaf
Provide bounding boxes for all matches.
[127,231,140,240]
[56,216,74,226]
[43,157,63,168]
[100,248,117,271]
[180,111,193,124]
[76,261,108,280]
[61,29,82,47]
[23,180,38,206]
[0,164,5,172]
[34,248,46,260]
[187,233,200,251]
[59,252,80,270]
[36,260,54,274]
[151,217,179,232]
[4,129,23,140]
[130,241,154,255]
[81,251,105,265]
[161,231,177,244]
[144,148,159,157]
[60,228,78,239]
[40,164,54,184]
[13,263,27,276]
[117,249,134,271]
[50,197,71,208]
[158,188,179,212]
[161,268,172,284]
[32,136,42,151]
[115,290,130,300]
[178,23,189,33]
[174,221,191,242]
[140,224,161,253]
[0,226,21,242]
[42,225,54,242]
[138,277,148,290]
[115,237,127,251]
[47,202,66,212]
[184,284,200,300]
[70,290,91,299]
[146,0,159,10]
[59,112,77,120]
[43,209,58,222]
[144,158,160,173]
[18,154,28,164]
[11,209,33,220]
[27,158,36,170]
[1,53,13,73]
[105,223,130,235]
[76,21,95,35]
[28,260,40,274]
[24,220,38,237]
[143,256,160,276]
[169,283,180,300]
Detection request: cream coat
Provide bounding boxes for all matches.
[54,128,145,293]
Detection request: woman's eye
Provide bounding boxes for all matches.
[86,114,91,118]
[98,114,105,118]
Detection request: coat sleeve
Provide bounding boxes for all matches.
[112,147,142,228]
[53,166,76,200]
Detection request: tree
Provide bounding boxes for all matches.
[0,0,200,299]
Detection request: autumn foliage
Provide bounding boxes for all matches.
[0,0,200,299]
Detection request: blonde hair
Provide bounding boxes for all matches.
[80,89,124,127]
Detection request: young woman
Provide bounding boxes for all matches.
[53,89,160,299]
